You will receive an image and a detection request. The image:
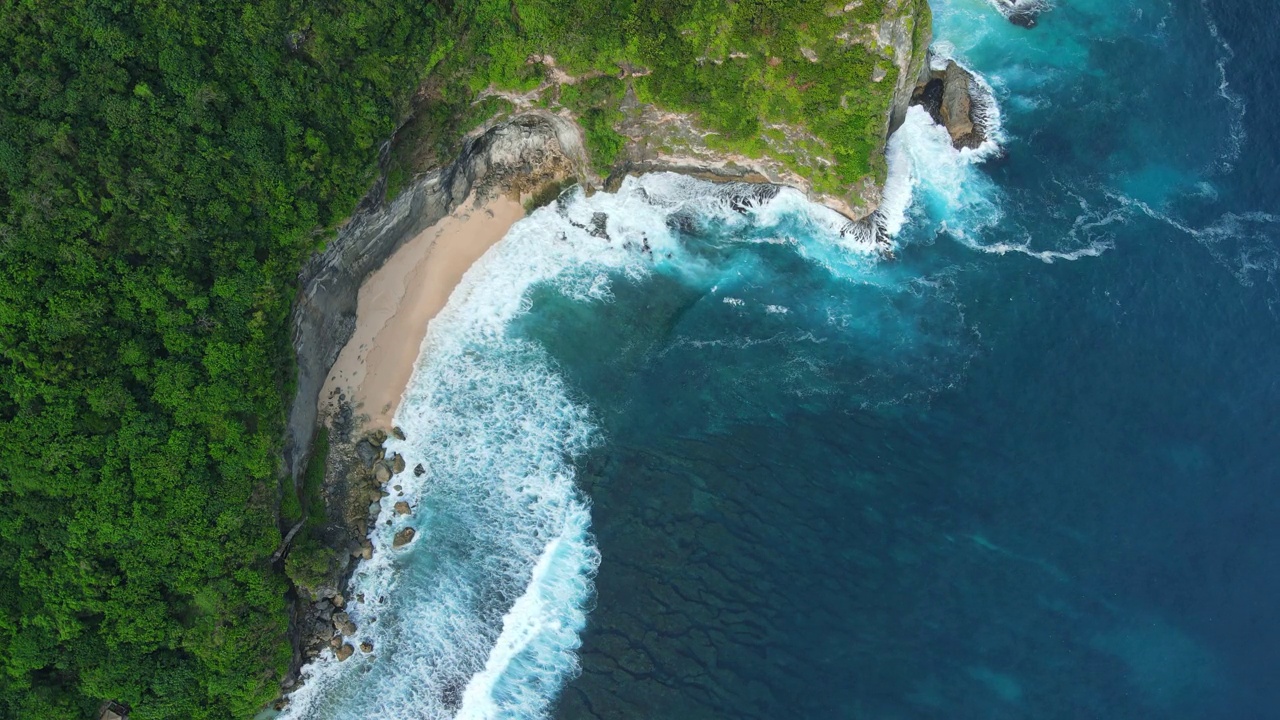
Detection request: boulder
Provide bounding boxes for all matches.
[369,428,387,446]
[355,440,379,468]
[391,454,406,474]
[333,611,357,637]
[391,426,406,440]
[998,0,1039,28]
[360,641,374,653]
[335,643,355,661]
[333,594,345,608]
[393,527,416,548]
[910,61,987,150]
[414,463,425,477]
[373,462,392,484]
[358,540,373,560]
[939,62,975,144]
[329,635,342,649]
[394,501,411,516]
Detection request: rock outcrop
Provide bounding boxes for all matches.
[910,60,989,150]
[393,527,416,548]
[996,0,1041,28]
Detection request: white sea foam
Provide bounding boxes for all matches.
[279,173,850,720]
[1199,0,1246,172]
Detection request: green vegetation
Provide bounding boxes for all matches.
[0,1,923,717]
[0,1,452,717]
[284,429,333,595]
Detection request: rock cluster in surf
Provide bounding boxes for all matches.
[996,0,1043,28]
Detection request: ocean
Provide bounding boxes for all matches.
[281,0,1280,717]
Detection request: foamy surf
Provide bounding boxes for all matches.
[278,173,870,720]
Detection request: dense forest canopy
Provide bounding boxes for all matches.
[0,0,905,717]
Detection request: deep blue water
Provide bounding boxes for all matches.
[283,0,1280,717]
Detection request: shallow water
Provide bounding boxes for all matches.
[284,0,1280,717]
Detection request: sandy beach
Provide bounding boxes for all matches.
[320,195,525,429]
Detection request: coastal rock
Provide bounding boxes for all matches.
[359,540,373,560]
[373,462,392,484]
[414,463,425,477]
[335,643,354,662]
[910,60,988,150]
[939,62,976,145]
[393,527,416,548]
[360,641,374,653]
[355,440,379,468]
[333,594,345,608]
[369,429,387,446]
[998,0,1039,28]
[394,501,411,515]
[391,454,406,474]
[333,612,358,637]
[391,426,405,440]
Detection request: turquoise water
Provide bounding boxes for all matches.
[284,0,1280,717]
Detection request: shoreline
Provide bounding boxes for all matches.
[319,194,526,430]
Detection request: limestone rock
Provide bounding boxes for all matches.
[394,501,411,516]
[335,643,355,661]
[393,527,416,548]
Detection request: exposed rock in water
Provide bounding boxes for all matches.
[373,462,392,484]
[998,0,1040,28]
[335,643,354,662]
[360,641,374,653]
[910,60,988,150]
[413,463,425,477]
[391,426,405,440]
[588,212,609,239]
[392,527,416,548]
[393,501,411,516]
[726,183,780,214]
[391,453,406,474]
